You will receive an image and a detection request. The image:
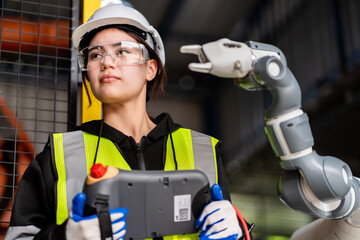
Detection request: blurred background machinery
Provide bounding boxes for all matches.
[0,0,359,239]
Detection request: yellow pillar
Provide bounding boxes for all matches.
[81,0,102,123]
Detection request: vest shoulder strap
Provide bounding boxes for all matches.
[165,128,219,186]
[51,130,87,224]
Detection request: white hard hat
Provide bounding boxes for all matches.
[72,4,165,65]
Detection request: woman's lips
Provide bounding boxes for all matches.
[101,75,119,83]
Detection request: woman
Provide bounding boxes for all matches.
[5,3,249,240]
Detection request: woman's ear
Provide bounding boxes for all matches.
[146,59,158,81]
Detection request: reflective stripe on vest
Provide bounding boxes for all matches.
[51,128,218,235]
[164,129,218,187]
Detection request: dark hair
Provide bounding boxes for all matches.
[79,25,167,104]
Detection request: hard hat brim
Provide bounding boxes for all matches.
[72,17,149,50]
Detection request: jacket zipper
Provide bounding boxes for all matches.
[135,137,146,170]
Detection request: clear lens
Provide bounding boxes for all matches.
[78,41,149,71]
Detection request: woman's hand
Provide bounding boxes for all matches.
[66,193,127,240]
[196,184,243,240]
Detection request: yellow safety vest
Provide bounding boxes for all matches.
[51,128,219,240]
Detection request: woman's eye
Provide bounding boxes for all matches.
[116,48,130,56]
[89,51,103,60]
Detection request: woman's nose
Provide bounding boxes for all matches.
[101,51,116,69]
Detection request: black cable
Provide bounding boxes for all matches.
[167,119,178,170]
[93,120,104,166]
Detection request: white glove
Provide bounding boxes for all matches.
[196,184,243,240]
[66,193,127,240]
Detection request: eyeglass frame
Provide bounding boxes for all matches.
[77,40,150,71]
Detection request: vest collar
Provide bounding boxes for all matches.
[76,113,181,146]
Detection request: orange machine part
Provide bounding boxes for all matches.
[1,16,71,53]
[0,95,36,236]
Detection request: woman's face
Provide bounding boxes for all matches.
[86,28,157,105]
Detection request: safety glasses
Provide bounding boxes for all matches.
[78,41,150,71]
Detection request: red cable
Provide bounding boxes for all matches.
[233,205,251,240]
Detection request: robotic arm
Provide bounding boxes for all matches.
[180,38,360,239]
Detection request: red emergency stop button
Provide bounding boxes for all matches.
[90,163,106,178]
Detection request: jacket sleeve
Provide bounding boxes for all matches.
[215,141,231,201]
[5,144,67,240]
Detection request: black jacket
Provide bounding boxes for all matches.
[6,113,233,239]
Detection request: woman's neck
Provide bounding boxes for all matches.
[102,102,156,143]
